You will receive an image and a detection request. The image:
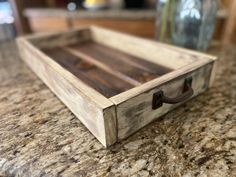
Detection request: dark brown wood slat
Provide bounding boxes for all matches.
[87,42,172,75]
[69,41,172,83]
[64,47,142,86]
[42,48,134,98]
[69,42,157,83]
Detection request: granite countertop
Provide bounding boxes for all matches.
[23,8,228,20]
[0,41,235,177]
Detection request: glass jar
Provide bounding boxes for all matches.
[156,0,219,51]
[156,0,174,42]
[172,0,219,51]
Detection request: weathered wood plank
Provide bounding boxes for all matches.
[90,26,213,70]
[25,27,92,49]
[42,47,134,98]
[110,59,213,104]
[64,46,141,87]
[67,41,172,83]
[17,37,117,147]
[114,63,213,140]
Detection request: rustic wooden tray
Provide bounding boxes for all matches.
[17,26,217,147]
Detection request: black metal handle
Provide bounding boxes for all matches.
[152,77,194,109]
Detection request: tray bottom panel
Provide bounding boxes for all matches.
[42,41,172,98]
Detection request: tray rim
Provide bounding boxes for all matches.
[87,26,218,104]
[110,58,215,104]
[17,36,118,147]
[17,33,114,110]
[18,26,217,105]
[17,26,218,147]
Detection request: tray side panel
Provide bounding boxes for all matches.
[114,63,213,140]
[17,38,117,147]
[26,27,91,49]
[209,58,218,87]
[90,26,214,70]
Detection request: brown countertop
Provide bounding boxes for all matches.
[23,8,228,20]
[0,41,235,177]
[24,8,156,20]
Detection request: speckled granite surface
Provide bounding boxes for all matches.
[0,41,235,177]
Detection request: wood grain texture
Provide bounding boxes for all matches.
[24,9,156,20]
[71,19,155,38]
[88,27,217,104]
[24,9,156,38]
[42,47,134,97]
[28,16,69,33]
[66,41,172,84]
[17,37,117,147]
[17,26,218,147]
[64,46,142,87]
[40,40,172,98]
[115,63,213,140]
[209,58,218,88]
[110,59,213,104]
[27,27,91,49]
[223,0,236,44]
[90,26,214,70]
[24,8,229,41]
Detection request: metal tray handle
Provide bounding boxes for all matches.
[152,77,194,109]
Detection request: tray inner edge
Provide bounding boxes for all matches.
[41,41,173,98]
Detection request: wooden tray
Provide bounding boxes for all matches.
[17,26,217,147]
